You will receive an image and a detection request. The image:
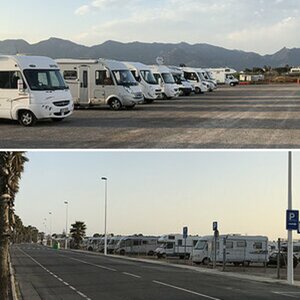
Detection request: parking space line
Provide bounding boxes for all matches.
[122,272,141,279]
[152,280,222,300]
[17,247,91,300]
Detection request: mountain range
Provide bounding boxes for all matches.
[0,37,300,71]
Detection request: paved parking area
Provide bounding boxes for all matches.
[1,84,300,149]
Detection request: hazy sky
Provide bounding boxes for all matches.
[14,151,300,241]
[1,0,300,54]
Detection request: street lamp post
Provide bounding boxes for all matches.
[287,152,294,285]
[101,177,108,256]
[64,201,69,249]
[49,212,52,247]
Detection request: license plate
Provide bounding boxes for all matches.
[60,108,69,114]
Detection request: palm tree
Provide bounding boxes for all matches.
[0,151,28,299]
[70,221,86,249]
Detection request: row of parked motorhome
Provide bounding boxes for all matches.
[82,233,289,266]
[0,54,238,126]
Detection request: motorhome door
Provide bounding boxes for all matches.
[79,66,89,103]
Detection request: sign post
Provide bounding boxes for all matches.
[213,222,219,269]
[183,226,188,259]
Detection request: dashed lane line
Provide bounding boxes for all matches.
[272,291,300,298]
[153,280,222,300]
[16,247,92,300]
[122,272,141,279]
[62,255,117,272]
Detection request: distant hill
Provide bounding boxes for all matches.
[0,37,300,71]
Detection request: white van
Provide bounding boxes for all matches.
[155,234,200,259]
[182,67,209,94]
[149,65,179,100]
[123,62,162,103]
[197,69,217,91]
[57,59,144,110]
[168,66,194,96]
[0,55,73,126]
[208,68,239,86]
[191,235,268,266]
[115,236,158,256]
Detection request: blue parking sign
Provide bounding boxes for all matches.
[286,210,299,230]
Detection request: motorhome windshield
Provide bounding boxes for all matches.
[195,240,207,250]
[112,70,138,86]
[23,69,68,91]
[162,73,175,84]
[140,70,157,84]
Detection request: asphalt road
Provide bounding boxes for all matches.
[10,244,300,300]
[1,84,300,149]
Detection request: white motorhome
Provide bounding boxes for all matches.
[0,55,73,126]
[86,237,104,252]
[115,236,158,256]
[198,69,217,90]
[107,236,123,254]
[149,65,179,99]
[281,241,300,260]
[57,59,144,110]
[191,235,268,266]
[195,68,216,92]
[168,66,194,96]
[123,62,162,103]
[208,68,239,86]
[155,234,200,259]
[182,67,209,94]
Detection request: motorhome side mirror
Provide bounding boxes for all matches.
[17,79,24,92]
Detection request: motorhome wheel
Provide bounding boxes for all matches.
[202,257,210,265]
[110,99,122,110]
[195,87,201,94]
[18,110,37,127]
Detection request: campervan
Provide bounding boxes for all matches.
[168,66,194,96]
[155,234,200,259]
[107,236,123,254]
[123,62,162,103]
[0,55,73,126]
[182,67,209,94]
[198,69,217,90]
[56,59,144,110]
[195,68,216,92]
[208,68,239,86]
[191,235,268,265]
[86,237,103,252]
[115,236,158,256]
[149,65,179,99]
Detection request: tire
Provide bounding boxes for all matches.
[110,98,122,110]
[88,247,93,251]
[202,257,210,265]
[195,87,201,94]
[120,249,125,256]
[51,118,64,122]
[230,83,235,87]
[147,250,154,256]
[18,110,37,127]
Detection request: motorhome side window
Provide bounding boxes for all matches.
[178,239,183,246]
[63,70,77,80]
[0,71,23,89]
[95,70,113,86]
[253,242,262,249]
[237,241,246,248]
[226,241,233,248]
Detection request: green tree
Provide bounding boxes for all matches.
[0,151,28,299]
[70,221,86,249]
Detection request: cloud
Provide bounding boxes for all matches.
[74,5,91,16]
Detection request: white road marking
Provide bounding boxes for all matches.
[65,256,117,272]
[272,291,300,298]
[122,272,141,279]
[17,247,92,300]
[153,280,222,300]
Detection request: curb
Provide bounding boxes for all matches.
[8,253,19,300]
[66,248,300,288]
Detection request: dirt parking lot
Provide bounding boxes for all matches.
[1,84,300,149]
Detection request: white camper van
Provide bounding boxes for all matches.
[123,62,162,103]
[191,235,268,266]
[198,69,217,90]
[0,55,73,126]
[155,234,200,259]
[115,236,158,256]
[209,68,239,86]
[107,236,123,254]
[182,67,209,94]
[168,66,194,96]
[57,59,144,110]
[150,65,179,100]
